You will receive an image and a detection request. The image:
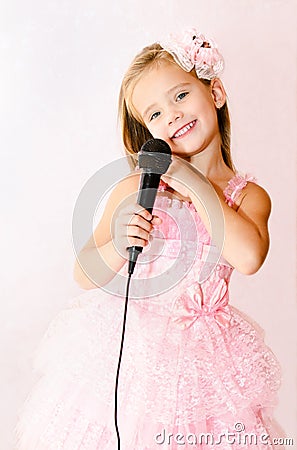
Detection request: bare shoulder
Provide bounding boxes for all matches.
[100,170,141,212]
[236,181,272,235]
[82,171,141,250]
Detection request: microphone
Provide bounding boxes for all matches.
[127,138,172,275]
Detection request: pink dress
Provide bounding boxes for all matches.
[15,172,284,449]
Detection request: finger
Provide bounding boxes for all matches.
[127,225,150,242]
[151,215,162,225]
[127,236,149,248]
[129,213,153,232]
[134,206,152,222]
[161,175,173,185]
[120,203,152,220]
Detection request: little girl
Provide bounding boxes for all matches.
[15,28,284,449]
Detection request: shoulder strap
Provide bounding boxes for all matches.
[223,172,257,207]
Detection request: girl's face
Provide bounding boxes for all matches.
[131,61,226,158]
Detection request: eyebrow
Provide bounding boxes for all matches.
[142,82,192,119]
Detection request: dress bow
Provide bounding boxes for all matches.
[171,278,231,329]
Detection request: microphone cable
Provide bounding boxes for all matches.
[114,271,132,450]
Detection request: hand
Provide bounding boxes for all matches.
[112,198,162,259]
[161,155,193,200]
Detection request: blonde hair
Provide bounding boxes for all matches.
[118,43,235,172]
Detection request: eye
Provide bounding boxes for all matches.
[149,111,160,121]
[176,91,189,101]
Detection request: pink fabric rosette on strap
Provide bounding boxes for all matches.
[223,172,257,207]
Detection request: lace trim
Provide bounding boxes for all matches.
[159,173,257,209]
[223,172,257,207]
[159,172,256,209]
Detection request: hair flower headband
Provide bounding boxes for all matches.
[159,27,224,80]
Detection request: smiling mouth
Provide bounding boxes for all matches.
[172,120,197,139]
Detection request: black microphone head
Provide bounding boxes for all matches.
[140,138,171,155]
[138,138,172,174]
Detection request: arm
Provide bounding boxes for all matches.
[73,241,127,290]
[209,181,271,274]
[73,173,139,290]
[73,171,160,290]
[162,160,271,275]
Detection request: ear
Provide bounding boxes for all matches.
[210,78,226,108]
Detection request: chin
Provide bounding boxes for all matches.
[173,147,203,159]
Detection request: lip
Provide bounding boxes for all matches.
[171,120,197,139]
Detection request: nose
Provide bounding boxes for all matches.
[167,108,183,125]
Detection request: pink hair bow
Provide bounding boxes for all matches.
[159,27,224,80]
[172,278,231,329]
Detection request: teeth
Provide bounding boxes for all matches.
[174,121,195,138]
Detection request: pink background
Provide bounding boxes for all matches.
[1,0,296,448]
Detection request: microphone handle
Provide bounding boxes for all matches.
[127,172,161,275]
[137,172,161,214]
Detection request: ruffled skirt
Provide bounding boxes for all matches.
[15,287,284,449]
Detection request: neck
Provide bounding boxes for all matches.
[183,141,233,180]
